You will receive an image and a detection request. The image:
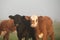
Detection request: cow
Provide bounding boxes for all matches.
[0,19,16,40]
[29,15,54,40]
[9,14,36,40]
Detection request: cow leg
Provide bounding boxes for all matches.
[3,32,9,40]
[0,31,1,35]
[17,33,22,40]
[34,32,40,40]
[42,34,47,40]
[25,36,29,40]
[42,28,47,40]
[32,35,36,40]
[17,35,22,40]
[0,31,1,37]
[25,33,30,40]
[50,33,54,40]
[36,35,40,40]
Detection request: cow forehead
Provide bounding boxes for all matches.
[31,15,38,20]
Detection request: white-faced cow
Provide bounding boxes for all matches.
[30,15,54,40]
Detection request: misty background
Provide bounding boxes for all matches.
[0,0,60,40]
[0,0,60,21]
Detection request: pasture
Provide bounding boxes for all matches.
[0,21,60,40]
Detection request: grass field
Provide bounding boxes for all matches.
[54,22,60,40]
[0,22,60,40]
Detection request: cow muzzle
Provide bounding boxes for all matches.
[31,22,38,28]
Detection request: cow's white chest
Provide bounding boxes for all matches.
[39,33,43,38]
[0,31,7,36]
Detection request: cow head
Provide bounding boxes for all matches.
[30,15,38,27]
[9,14,23,26]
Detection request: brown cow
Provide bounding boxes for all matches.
[29,15,54,40]
[0,19,16,40]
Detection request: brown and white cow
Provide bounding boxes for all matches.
[0,19,16,40]
[29,15,54,40]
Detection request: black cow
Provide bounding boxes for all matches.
[9,14,36,40]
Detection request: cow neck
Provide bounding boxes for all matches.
[35,23,41,34]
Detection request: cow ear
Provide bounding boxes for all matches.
[9,15,14,19]
[38,16,43,20]
[25,16,30,20]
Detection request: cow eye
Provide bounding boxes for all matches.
[32,20,34,22]
[36,20,38,22]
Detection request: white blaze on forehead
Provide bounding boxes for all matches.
[31,15,38,20]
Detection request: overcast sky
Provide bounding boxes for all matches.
[0,0,60,21]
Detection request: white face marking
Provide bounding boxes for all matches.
[39,33,43,38]
[30,15,38,27]
[31,15,38,20]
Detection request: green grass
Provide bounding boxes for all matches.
[0,32,18,40]
[0,22,60,40]
[54,23,60,40]
[9,32,18,40]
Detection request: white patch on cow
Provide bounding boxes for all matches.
[39,33,43,38]
[0,31,7,36]
[22,37,25,40]
[13,30,17,33]
[31,22,38,27]
[31,15,38,20]
[31,15,38,27]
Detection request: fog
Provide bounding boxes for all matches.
[0,0,60,21]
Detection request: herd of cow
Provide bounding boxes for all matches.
[0,14,54,40]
